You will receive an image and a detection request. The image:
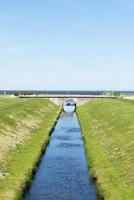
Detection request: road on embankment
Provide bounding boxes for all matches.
[23,112,98,200]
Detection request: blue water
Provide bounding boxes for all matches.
[63,105,76,113]
[23,112,98,200]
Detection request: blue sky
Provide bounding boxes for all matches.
[0,0,134,90]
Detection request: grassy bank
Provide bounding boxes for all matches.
[0,97,60,200]
[77,99,134,200]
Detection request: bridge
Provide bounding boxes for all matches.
[19,94,117,106]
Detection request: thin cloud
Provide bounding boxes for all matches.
[0,46,31,54]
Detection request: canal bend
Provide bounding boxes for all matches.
[23,110,98,200]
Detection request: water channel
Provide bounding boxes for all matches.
[23,107,98,200]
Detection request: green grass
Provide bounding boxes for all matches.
[0,97,60,200]
[77,99,134,200]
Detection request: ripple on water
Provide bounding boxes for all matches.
[53,135,72,141]
[57,142,83,148]
[23,113,98,200]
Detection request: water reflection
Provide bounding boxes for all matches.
[63,99,76,113]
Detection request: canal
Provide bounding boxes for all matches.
[23,111,98,200]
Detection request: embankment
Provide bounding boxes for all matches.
[77,99,134,200]
[0,97,60,200]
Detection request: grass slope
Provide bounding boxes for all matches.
[77,99,134,200]
[0,97,60,200]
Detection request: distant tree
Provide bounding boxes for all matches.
[112,92,121,97]
[14,92,19,96]
[20,92,33,95]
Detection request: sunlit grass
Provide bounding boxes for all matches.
[77,99,134,200]
[0,97,60,200]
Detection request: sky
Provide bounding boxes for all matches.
[0,0,134,90]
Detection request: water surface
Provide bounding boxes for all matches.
[23,112,98,200]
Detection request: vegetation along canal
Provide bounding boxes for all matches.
[23,105,98,200]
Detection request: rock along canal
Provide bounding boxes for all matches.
[23,108,98,200]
